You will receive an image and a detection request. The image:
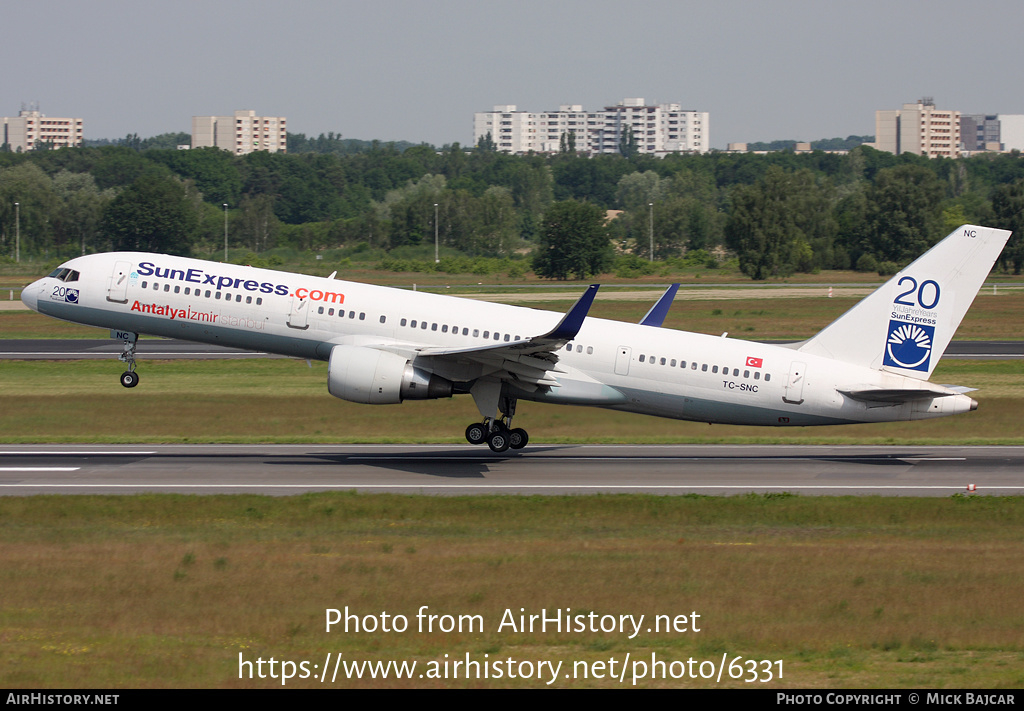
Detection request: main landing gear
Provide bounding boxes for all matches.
[464,392,528,453]
[118,335,139,388]
[465,418,529,453]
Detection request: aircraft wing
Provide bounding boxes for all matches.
[410,284,600,389]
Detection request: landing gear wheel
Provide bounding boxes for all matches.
[120,370,139,388]
[508,428,529,450]
[465,422,487,445]
[486,429,511,453]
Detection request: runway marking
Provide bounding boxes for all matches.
[0,468,81,472]
[1,484,1021,490]
[0,451,157,456]
[898,457,967,461]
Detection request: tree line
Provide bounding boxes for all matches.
[1,137,1022,279]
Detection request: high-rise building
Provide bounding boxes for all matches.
[1,107,83,152]
[960,114,1001,152]
[875,98,960,158]
[191,110,287,154]
[997,115,1024,152]
[474,98,709,155]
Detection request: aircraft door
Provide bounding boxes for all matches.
[614,346,631,376]
[287,296,310,330]
[783,361,806,405]
[107,260,132,303]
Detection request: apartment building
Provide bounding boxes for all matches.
[875,99,960,158]
[191,110,287,154]
[474,98,709,155]
[2,108,83,151]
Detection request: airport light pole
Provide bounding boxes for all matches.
[434,203,439,263]
[223,204,229,262]
[14,202,19,263]
[648,202,654,262]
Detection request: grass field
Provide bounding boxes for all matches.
[3,282,1023,689]
[0,359,1023,444]
[2,494,1023,688]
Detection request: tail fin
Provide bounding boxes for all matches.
[799,225,1011,380]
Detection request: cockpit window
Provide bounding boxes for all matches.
[47,268,80,283]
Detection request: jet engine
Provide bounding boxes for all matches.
[327,344,453,404]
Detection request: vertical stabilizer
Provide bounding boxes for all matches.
[799,225,1011,379]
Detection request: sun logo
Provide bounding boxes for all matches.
[884,321,934,370]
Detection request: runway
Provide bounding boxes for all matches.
[1,444,1022,496]
[2,339,1022,359]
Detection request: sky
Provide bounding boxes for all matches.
[4,0,1022,149]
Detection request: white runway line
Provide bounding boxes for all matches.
[0,451,157,455]
[0,468,81,472]
[0,483,1021,490]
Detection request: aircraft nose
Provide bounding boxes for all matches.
[20,280,42,312]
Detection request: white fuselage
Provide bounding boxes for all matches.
[21,252,977,427]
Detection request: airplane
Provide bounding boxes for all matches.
[19,224,1010,453]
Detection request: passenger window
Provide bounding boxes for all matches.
[420,321,427,329]
[174,285,180,294]
[215,292,222,300]
[350,311,356,319]
[205,290,211,298]
[680,361,687,368]
[660,357,666,365]
[504,334,510,342]
[164,284,170,292]
[473,329,479,337]
[317,306,324,314]
[765,373,772,382]
[483,331,490,338]
[670,359,675,366]
[587,347,594,355]
[442,325,448,333]
[744,370,750,378]
[153,283,159,290]
[691,362,697,370]
[639,355,646,363]
[184,287,190,295]
[236,295,242,302]
[754,371,760,380]
[247,296,252,304]
[411,320,417,327]
[463,328,469,336]
[142,281,148,288]
[577,345,582,352]
[701,364,708,372]
[359,313,365,320]
[432,323,438,331]
[256,298,262,305]
[733,368,739,376]
[380,315,387,324]
[712,366,718,373]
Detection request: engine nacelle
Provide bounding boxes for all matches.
[327,345,453,404]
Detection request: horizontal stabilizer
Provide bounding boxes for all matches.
[839,388,947,403]
[839,380,970,404]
